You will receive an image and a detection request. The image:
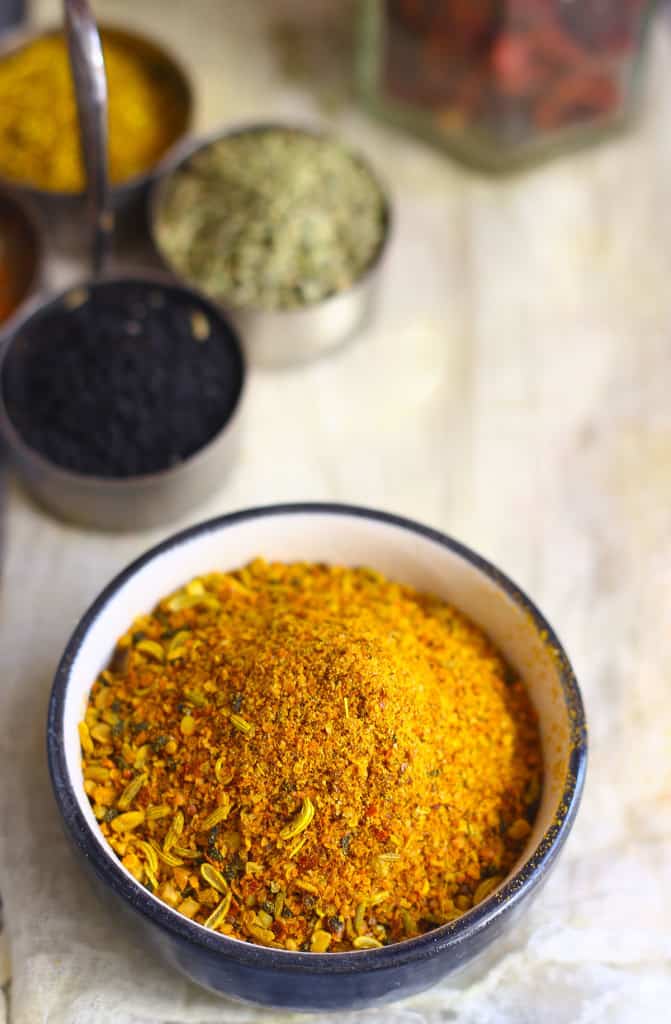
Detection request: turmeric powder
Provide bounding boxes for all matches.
[0,29,189,192]
[80,559,542,951]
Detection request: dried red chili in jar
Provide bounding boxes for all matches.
[357,0,654,170]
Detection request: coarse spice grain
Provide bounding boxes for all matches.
[155,128,387,311]
[80,560,543,952]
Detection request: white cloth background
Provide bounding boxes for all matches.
[1,2,670,1021]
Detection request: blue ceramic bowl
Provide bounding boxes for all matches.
[47,503,587,1012]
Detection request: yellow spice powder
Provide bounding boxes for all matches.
[80,559,542,952]
[0,30,189,192]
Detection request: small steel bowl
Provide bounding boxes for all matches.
[0,187,43,339]
[47,503,587,1010]
[150,124,392,368]
[0,23,193,254]
[0,272,245,531]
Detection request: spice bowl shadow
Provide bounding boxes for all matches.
[0,274,245,531]
[0,23,193,256]
[47,503,587,1011]
[149,124,392,368]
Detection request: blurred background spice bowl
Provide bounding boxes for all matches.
[47,503,586,1011]
[0,187,43,339]
[150,123,392,368]
[0,22,193,254]
[0,273,245,531]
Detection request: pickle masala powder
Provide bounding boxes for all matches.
[79,559,542,952]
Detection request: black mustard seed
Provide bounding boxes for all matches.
[2,280,243,477]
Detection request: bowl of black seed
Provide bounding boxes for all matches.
[0,276,245,529]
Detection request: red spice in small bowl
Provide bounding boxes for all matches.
[0,191,40,328]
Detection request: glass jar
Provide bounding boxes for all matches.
[357,1,656,171]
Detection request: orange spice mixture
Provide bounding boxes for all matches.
[79,559,542,952]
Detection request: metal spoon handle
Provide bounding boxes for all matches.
[63,0,112,276]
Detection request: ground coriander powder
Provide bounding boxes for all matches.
[155,128,387,311]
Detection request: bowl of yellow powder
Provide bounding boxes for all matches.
[47,503,586,1012]
[0,23,191,241]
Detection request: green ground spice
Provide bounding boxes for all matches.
[155,128,387,310]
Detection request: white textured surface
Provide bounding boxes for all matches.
[1,1,671,1022]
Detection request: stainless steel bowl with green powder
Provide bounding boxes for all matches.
[151,124,390,367]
